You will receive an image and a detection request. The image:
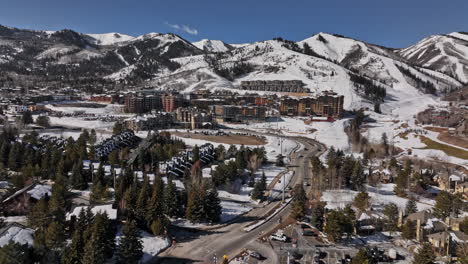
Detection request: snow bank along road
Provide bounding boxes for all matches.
[156,135,325,264]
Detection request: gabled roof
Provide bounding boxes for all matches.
[0,222,34,247]
[406,210,433,224]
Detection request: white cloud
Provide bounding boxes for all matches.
[164,22,198,35]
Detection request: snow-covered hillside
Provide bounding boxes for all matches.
[157,36,452,115]
[398,34,468,83]
[86,32,135,45]
[192,39,233,53]
[1,24,467,115]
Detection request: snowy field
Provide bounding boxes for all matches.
[321,183,434,211]
[364,104,468,167]
[219,201,252,223]
[227,117,350,151]
[48,116,115,130]
[45,103,124,115]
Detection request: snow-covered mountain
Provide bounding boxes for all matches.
[398,33,468,83]
[0,24,467,112]
[86,32,135,46]
[192,39,233,53]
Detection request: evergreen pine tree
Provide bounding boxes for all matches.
[0,241,33,264]
[185,183,206,223]
[310,202,326,231]
[401,220,416,240]
[49,175,67,223]
[22,111,33,124]
[324,210,343,242]
[70,160,87,190]
[413,243,435,264]
[291,185,307,220]
[45,221,65,251]
[135,174,150,223]
[251,180,264,201]
[350,160,365,191]
[89,129,97,145]
[383,203,399,233]
[192,145,200,162]
[0,143,9,166]
[163,176,181,218]
[83,213,115,264]
[116,220,143,264]
[353,191,370,212]
[146,176,164,220]
[434,191,462,219]
[260,171,267,191]
[350,248,372,264]
[405,198,417,216]
[63,223,85,264]
[205,186,222,223]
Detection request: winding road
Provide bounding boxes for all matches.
[156,133,325,264]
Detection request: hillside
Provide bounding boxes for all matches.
[192,39,233,53]
[0,25,466,113]
[398,33,468,83]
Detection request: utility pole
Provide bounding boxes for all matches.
[282,170,286,203]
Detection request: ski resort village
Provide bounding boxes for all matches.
[0,23,468,264]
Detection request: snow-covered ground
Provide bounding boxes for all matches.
[321,183,434,211]
[115,227,170,263]
[48,116,114,130]
[219,201,252,223]
[364,99,468,167]
[228,117,350,151]
[45,103,124,115]
[139,231,171,262]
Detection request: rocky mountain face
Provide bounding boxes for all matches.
[0,24,467,110]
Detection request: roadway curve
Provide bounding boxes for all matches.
[156,134,325,264]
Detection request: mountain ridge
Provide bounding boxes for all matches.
[0,24,466,113]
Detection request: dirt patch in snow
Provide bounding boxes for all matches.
[418,136,468,159]
[424,127,468,149]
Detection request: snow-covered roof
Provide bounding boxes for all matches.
[450,175,462,182]
[26,184,52,200]
[202,168,212,178]
[66,204,117,220]
[0,181,10,189]
[0,223,34,247]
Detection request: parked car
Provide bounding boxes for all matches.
[247,250,263,260]
[270,230,288,242]
[270,233,287,242]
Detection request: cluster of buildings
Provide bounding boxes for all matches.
[95,130,141,158]
[211,105,267,123]
[279,91,344,118]
[0,93,81,114]
[240,80,310,93]
[124,92,186,113]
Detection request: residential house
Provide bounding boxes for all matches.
[2,183,52,216]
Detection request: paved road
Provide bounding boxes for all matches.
[156,135,325,264]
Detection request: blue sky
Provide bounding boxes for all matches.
[1,0,467,48]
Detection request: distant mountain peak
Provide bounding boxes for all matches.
[192,39,233,53]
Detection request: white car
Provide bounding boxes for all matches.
[270,234,287,242]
